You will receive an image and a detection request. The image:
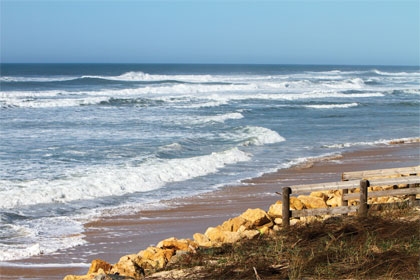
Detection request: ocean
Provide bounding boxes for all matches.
[0,63,419,262]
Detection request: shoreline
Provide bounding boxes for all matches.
[1,142,419,279]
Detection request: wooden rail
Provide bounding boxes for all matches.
[341,166,420,181]
[282,175,420,227]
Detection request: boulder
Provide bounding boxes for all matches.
[274,217,282,225]
[222,231,242,244]
[267,203,283,218]
[138,246,175,270]
[290,197,305,210]
[258,226,271,235]
[111,254,144,278]
[193,232,212,247]
[220,216,249,232]
[240,208,272,228]
[240,229,260,240]
[138,247,158,260]
[204,227,225,243]
[204,226,241,244]
[297,195,327,209]
[157,237,197,252]
[310,191,329,202]
[326,195,342,207]
[87,259,112,274]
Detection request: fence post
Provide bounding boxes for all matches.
[408,184,417,206]
[358,180,369,218]
[341,188,348,216]
[282,187,291,228]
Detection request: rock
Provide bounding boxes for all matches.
[387,196,404,203]
[167,250,190,265]
[193,232,212,247]
[204,226,241,244]
[258,226,270,235]
[111,254,144,278]
[138,247,158,260]
[87,259,112,274]
[240,208,272,227]
[138,246,176,270]
[240,229,260,240]
[273,225,281,231]
[326,195,342,207]
[204,227,225,243]
[297,195,327,209]
[157,237,197,252]
[274,217,282,225]
[267,203,283,218]
[310,191,329,202]
[290,197,305,210]
[220,216,249,232]
[93,269,108,280]
[222,231,242,244]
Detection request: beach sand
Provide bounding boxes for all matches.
[1,142,419,279]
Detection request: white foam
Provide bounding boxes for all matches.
[0,147,251,209]
[191,112,244,124]
[321,137,420,149]
[0,217,86,261]
[372,69,420,76]
[304,103,358,109]
[0,76,77,82]
[220,126,286,146]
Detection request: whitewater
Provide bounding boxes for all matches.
[0,63,419,262]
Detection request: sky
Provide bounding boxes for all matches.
[1,0,419,65]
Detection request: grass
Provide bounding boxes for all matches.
[150,207,420,279]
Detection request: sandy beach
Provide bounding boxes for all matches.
[1,142,419,279]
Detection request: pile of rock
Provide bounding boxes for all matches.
[64,185,416,279]
[63,208,278,280]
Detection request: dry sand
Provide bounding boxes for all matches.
[1,142,419,279]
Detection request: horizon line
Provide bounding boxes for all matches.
[1,62,419,67]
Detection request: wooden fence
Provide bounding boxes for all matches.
[281,166,420,227]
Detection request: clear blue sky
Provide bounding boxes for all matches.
[1,0,419,65]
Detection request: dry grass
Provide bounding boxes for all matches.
[149,207,420,279]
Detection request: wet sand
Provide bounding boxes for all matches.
[1,142,419,279]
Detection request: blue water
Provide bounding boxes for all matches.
[0,64,419,261]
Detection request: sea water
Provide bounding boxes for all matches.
[0,64,419,261]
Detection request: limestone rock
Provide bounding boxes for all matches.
[290,197,305,210]
[204,226,241,244]
[87,259,112,274]
[240,229,260,240]
[310,191,329,202]
[258,226,271,235]
[157,237,197,252]
[138,247,158,260]
[204,227,225,243]
[138,246,176,270]
[222,231,242,244]
[267,203,282,218]
[297,195,327,209]
[193,232,212,247]
[111,254,144,278]
[240,208,272,227]
[220,216,249,232]
[274,217,282,225]
[326,195,342,207]
[273,225,281,231]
